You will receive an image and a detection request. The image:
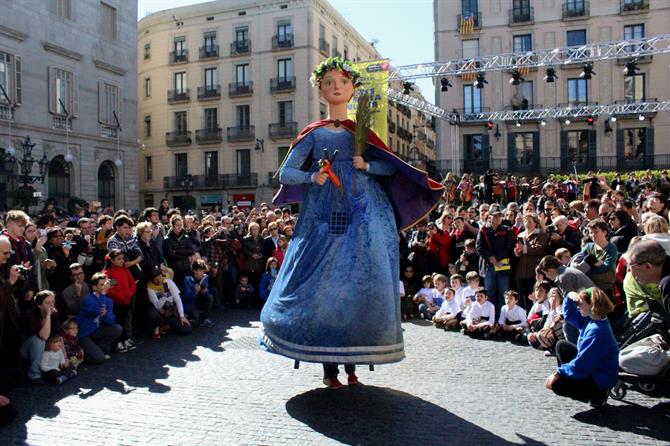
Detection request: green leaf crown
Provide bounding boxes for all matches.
[310,56,362,88]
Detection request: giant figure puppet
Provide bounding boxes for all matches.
[260,57,444,389]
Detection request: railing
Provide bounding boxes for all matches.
[228,82,253,97]
[165,131,192,147]
[558,101,598,108]
[199,45,219,59]
[270,76,296,93]
[230,40,251,56]
[505,103,543,111]
[620,0,649,13]
[100,125,117,138]
[197,85,221,100]
[269,122,297,139]
[509,6,534,25]
[562,1,589,19]
[267,172,281,188]
[456,13,482,31]
[272,34,293,50]
[167,89,190,103]
[1,104,14,120]
[169,50,188,64]
[164,173,259,191]
[195,128,222,144]
[453,107,491,122]
[318,38,330,55]
[226,125,255,142]
[52,116,71,130]
[614,97,656,104]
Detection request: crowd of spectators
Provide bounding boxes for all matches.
[1,168,669,421]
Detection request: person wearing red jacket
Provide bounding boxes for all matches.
[103,249,137,353]
[427,222,454,275]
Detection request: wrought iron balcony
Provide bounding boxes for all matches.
[267,172,281,188]
[318,38,330,55]
[165,131,192,147]
[226,125,255,142]
[509,7,534,25]
[270,76,296,93]
[562,1,589,19]
[230,40,251,56]
[195,128,222,144]
[504,102,543,111]
[558,101,598,108]
[167,89,190,104]
[272,34,294,50]
[228,82,253,97]
[164,174,257,190]
[452,107,491,123]
[620,0,649,14]
[269,122,297,139]
[169,50,188,64]
[197,85,221,100]
[199,45,219,59]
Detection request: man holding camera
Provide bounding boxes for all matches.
[1,211,37,305]
[548,215,582,255]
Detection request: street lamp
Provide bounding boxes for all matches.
[0,136,49,186]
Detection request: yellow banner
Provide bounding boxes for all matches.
[347,59,389,145]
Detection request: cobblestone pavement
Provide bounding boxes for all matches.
[1,309,669,445]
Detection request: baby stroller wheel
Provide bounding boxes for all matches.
[637,382,656,393]
[609,382,626,401]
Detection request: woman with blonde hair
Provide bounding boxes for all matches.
[545,287,618,407]
[641,214,670,255]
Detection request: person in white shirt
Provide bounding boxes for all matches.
[146,270,192,338]
[450,274,466,308]
[494,290,528,342]
[460,272,480,319]
[528,287,565,353]
[40,336,76,385]
[433,288,461,330]
[527,281,552,332]
[460,287,495,338]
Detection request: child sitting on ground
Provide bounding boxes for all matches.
[147,268,192,339]
[432,287,461,330]
[460,287,495,338]
[555,248,572,266]
[528,287,565,354]
[418,274,447,320]
[460,271,480,319]
[527,281,552,332]
[40,336,77,385]
[183,260,215,327]
[59,318,84,368]
[450,274,466,308]
[494,290,528,342]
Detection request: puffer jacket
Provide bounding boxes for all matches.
[164,230,195,274]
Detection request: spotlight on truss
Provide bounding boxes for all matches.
[509,70,525,85]
[623,60,640,77]
[580,62,596,80]
[474,72,488,89]
[544,67,557,83]
[440,77,452,92]
[402,81,415,95]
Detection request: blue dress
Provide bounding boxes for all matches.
[260,127,404,365]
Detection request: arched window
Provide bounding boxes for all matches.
[47,156,70,209]
[98,161,116,209]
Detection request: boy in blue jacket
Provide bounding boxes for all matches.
[76,273,122,364]
[545,287,619,407]
[182,260,215,328]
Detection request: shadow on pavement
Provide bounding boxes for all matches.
[0,308,258,444]
[286,385,546,445]
[572,401,670,442]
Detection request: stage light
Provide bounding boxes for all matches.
[509,70,524,85]
[440,77,452,92]
[485,120,494,130]
[580,63,596,80]
[565,119,571,125]
[474,73,488,89]
[402,81,414,95]
[638,114,645,121]
[540,119,546,126]
[544,67,557,83]
[586,116,594,126]
[610,115,617,122]
[623,60,639,77]
[515,120,521,127]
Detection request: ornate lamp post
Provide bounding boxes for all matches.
[1,136,49,186]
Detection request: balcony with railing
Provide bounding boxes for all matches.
[199,45,219,60]
[457,13,482,32]
[197,85,221,101]
[169,50,188,64]
[504,102,543,111]
[272,34,294,50]
[620,0,649,14]
[509,7,534,25]
[228,82,253,97]
[164,173,259,191]
[267,172,281,188]
[270,76,296,93]
[558,101,598,108]
[562,1,589,20]
[453,107,491,123]
[1,104,14,121]
[227,125,255,142]
[318,38,330,56]
[167,89,190,104]
[165,131,192,147]
[230,40,251,56]
[195,128,223,144]
[269,122,297,139]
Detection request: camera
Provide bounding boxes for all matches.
[546,225,557,235]
[15,265,29,279]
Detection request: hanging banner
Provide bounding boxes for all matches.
[347,59,389,145]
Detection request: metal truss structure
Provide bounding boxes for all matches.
[388,34,670,81]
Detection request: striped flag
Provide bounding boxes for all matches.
[517,54,531,75]
[460,14,474,35]
[462,59,476,81]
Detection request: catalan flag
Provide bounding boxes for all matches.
[517,54,531,75]
[460,14,474,35]
[462,59,476,81]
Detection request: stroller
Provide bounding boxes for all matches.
[610,298,670,401]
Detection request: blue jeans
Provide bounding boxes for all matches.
[484,268,511,317]
[418,304,436,320]
[20,335,45,380]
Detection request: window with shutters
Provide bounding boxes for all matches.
[144,77,151,98]
[623,128,646,161]
[174,111,187,134]
[567,130,589,165]
[0,51,22,109]
[175,153,188,177]
[144,43,151,60]
[278,101,293,125]
[205,151,218,177]
[236,105,250,128]
[568,78,588,105]
[204,108,218,130]
[49,0,71,19]
[49,67,77,116]
[144,115,151,137]
[145,156,152,180]
[98,82,120,125]
[624,74,645,102]
[237,149,251,177]
[100,2,117,40]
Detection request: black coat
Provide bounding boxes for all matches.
[139,238,164,281]
[46,243,77,294]
[610,220,639,255]
[164,230,195,274]
[261,236,278,261]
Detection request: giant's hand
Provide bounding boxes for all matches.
[312,170,329,186]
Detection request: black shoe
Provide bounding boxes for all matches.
[590,389,609,407]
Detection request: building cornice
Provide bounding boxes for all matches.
[0,24,28,42]
[42,42,83,61]
[93,59,127,76]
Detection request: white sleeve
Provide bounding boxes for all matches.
[168,281,185,317]
[435,300,448,318]
[515,307,529,327]
[147,288,163,310]
[485,303,495,326]
[40,352,52,372]
[399,281,405,298]
[498,306,508,326]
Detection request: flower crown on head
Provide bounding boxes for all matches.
[310,56,362,88]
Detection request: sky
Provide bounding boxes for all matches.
[137,0,436,102]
